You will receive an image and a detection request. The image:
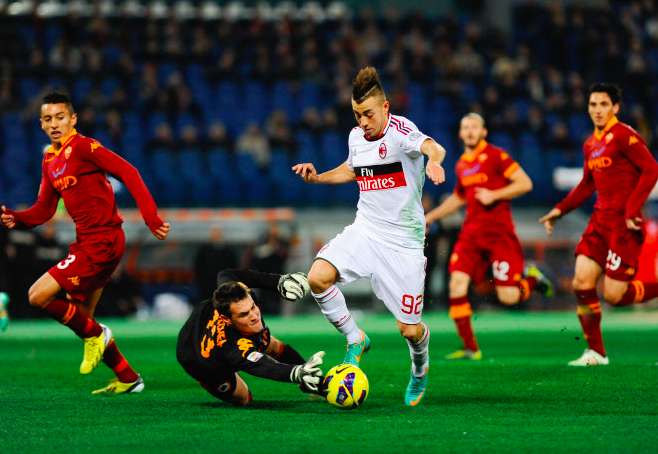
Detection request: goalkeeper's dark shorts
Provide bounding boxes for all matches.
[177,356,238,402]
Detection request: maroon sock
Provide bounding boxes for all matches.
[454,316,478,352]
[519,276,538,301]
[103,340,139,383]
[449,296,478,351]
[575,289,605,356]
[43,299,102,338]
[616,280,658,306]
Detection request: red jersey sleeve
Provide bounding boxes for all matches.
[554,153,595,215]
[81,139,164,232]
[619,130,658,220]
[454,162,465,198]
[11,160,60,229]
[497,150,520,180]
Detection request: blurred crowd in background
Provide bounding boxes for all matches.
[2,0,658,317]
[1,1,658,208]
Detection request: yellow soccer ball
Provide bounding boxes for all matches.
[323,364,369,409]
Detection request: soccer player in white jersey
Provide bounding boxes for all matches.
[292,66,446,406]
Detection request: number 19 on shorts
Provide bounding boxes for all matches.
[401,294,423,315]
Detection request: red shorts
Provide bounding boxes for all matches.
[48,229,125,302]
[449,229,525,286]
[575,217,643,281]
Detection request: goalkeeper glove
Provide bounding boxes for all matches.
[0,292,9,332]
[290,351,324,393]
[278,272,310,302]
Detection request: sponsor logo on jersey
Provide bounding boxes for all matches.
[90,141,101,152]
[200,310,229,358]
[247,351,263,362]
[408,132,422,142]
[460,173,488,187]
[237,338,254,357]
[629,135,639,145]
[51,163,67,178]
[53,175,78,191]
[591,146,606,158]
[587,156,612,170]
[378,142,387,159]
[354,162,407,192]
[68,276,80,286]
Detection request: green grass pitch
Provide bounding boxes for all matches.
[1,310,657,453]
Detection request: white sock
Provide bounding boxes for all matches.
[407,322,430,377]
[312,285,362,344]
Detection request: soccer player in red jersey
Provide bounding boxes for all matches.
[426,113,553,360]
[1,93,170,392]
[540,83,658,366]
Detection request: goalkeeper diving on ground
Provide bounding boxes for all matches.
[176,268,325,406]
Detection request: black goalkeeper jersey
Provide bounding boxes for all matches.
[176,269,296,383]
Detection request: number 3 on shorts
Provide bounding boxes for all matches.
[401,294,423,315]
[57,254,77,270]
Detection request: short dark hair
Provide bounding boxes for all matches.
[212,281,250,317]
[42,92,75,113]
[352,66,386,103]
[588,83,622,105]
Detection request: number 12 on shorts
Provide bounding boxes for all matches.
[401,294,423,315]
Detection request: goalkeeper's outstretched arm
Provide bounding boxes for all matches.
[216,269,310,302]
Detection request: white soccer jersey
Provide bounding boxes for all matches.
[346,113,430,250]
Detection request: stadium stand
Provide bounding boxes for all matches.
[1,1,657,208]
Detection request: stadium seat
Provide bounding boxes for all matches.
[272,81,298,123]
[207,149,241,205]
[235,153,269,205]
[150,149,183,206]
[179,149,212,206]
[268,149,304,204]
[243,80,269,125]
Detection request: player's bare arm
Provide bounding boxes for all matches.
[420,139,446,185]
[0,206,16,229]
[538,208,562,236]
[153,222,171,240]
[475,167,533,206]
[292,161,356,184]
[425,193,465,225]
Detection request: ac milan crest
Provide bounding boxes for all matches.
[378,142,387,159]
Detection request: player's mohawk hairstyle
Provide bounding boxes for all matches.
[352,66,386,104]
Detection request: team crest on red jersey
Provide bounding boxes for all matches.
[64,146,72,159]
[605,132,614,144]
[379,142,387,159]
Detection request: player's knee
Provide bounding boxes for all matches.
[496,287,520,306]
[448,275,468,297]
[231,391,253,407]
[308,263,337,294]
[308,272,331,294]
[572,275,593,291]
[27,284,49,308]
[397,321,419,340]
[603,287,624,305]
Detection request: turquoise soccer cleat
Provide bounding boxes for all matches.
[404,371,428,407]
[0,292,9,332]
[343,331,371,366]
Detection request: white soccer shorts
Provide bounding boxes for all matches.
[316,223,426,324]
